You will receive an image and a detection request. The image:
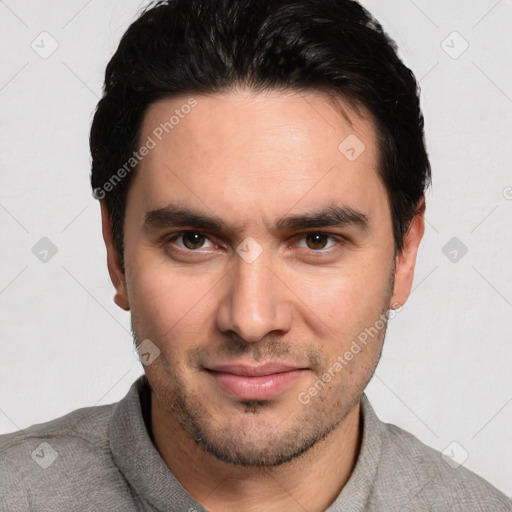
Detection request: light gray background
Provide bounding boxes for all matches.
[1,0,511,497]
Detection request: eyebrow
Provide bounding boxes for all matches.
[274,205,368,232]
[143,202,369,235]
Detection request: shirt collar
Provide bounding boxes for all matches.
[326,393,382,511]
[110,374,382,511]
[109,374,207,512]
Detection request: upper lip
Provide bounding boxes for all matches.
[205,363,304,377]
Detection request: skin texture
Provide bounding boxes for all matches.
[101,89,425,512]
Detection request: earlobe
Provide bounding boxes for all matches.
[100,201,130,311]
[389,199,426,309]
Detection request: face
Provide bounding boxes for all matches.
[102,89,423,467]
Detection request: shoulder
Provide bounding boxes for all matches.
[0,403,133,511]
[0,402,114,462]
[0,401,113,447]
[377,420,511,511]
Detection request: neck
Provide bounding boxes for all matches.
[150,392,362,512]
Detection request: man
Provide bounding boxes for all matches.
[1,0,510,510]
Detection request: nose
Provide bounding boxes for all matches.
[215,249,293,343]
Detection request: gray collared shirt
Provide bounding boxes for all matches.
[1,375,510,511]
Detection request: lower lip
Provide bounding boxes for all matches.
[207,370,305,401]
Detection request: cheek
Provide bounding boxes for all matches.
[292,257,392,333]
[126,260,217,346]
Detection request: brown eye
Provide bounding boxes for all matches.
[305,233,329,250]
[181,231,207,250]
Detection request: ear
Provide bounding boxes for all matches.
[389,199,425,309]
[100,201,130,311]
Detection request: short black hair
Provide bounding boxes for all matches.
[90,0,431,266]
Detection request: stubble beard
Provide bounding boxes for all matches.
[134,270,395,468]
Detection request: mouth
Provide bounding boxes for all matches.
[204,363,308,401]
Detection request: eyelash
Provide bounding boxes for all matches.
[164,231,343,254]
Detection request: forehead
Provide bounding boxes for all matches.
[131,89,385,221]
